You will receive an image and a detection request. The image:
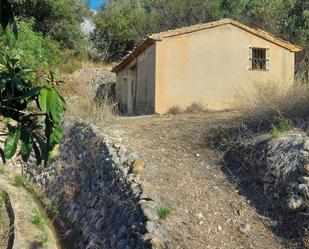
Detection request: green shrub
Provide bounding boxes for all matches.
[40,233,49,247]
[272,117,290,138]
[0,165,5,175]
[31,210,46,230]
[0,19,62,71]
[50,204,60,217]
[0,191,7,206]
[158,207,172,219]
[12,175,25,187]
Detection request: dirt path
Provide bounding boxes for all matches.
[0,168,59,249]
[100,112,297,249]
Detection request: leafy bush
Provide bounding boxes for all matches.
[12,20,61,71]
[0,1,66,165]
[92,0,156,61]
[11,0,90,53]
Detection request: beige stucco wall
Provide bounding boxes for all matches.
[115,44,156,115]
[155,23,295,113]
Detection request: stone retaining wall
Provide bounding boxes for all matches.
[22,120,165,249]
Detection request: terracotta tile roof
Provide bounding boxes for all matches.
[112,18,302,73]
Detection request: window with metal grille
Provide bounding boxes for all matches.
[251,48,268,70]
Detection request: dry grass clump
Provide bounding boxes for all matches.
[185,102,207,113]
[60,71,118,122]
[234,81,309,124]
[167,102,207,115]
[167,106,182,115]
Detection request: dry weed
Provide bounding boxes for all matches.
[167,106,182,115]
[234,81,309,124]
[185,102,207,113]
[60,71,118,122]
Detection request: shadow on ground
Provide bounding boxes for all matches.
[30,241,44,249]
[219,138,308,249]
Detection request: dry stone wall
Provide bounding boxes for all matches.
[22,119,165,249]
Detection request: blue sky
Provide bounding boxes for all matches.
[89,0,105,10]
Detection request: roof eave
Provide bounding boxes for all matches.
[112,37,155,73]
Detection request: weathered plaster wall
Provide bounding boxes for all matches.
[155,23,295,113]
[23,119,165,249]
[116,45,156,115]
[135,45,156,114]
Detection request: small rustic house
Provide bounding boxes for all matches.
[112,18,302,115]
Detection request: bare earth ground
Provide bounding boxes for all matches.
[0,168,59,249]
[99,112,301,249]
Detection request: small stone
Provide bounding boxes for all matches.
[143,207,159,221]
[143,234,165,249]
[304,140,309,152]
[88,233,100,246]
[118,225,127,239]
[218,225,223,231]
[131,183,140,196]
[117,239,127,249]
[114,143,121,149]
[304,164,309,174]
[95,217,105,231]
[126,153,139,165]
[302,151,309,165]
[133,160,145,177]
[117,147,126,158]
[284,195,304,212]
[146,221,155,233]
[238,224,250,234]
[195,212,205,220]
[299,184,309,198]
[151,236,165,249]
[300,176,309,185]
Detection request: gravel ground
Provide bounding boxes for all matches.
[99,112,304,249]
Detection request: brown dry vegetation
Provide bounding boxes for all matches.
[234,81,309,126]
[60,70,118,122]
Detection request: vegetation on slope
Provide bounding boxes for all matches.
[91,0,308,77]
[0,0,66,165]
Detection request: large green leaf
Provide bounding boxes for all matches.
[49,89,65,124]
[50,124,64,145]
[38,86,65,123]
[4,127,21,159]
[20,129,33,162]
[38,86,49,113]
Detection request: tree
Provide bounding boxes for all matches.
[150,0,221,30]
[92,0,155,61]
[0,0,66,165]
[10,0,90,53]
